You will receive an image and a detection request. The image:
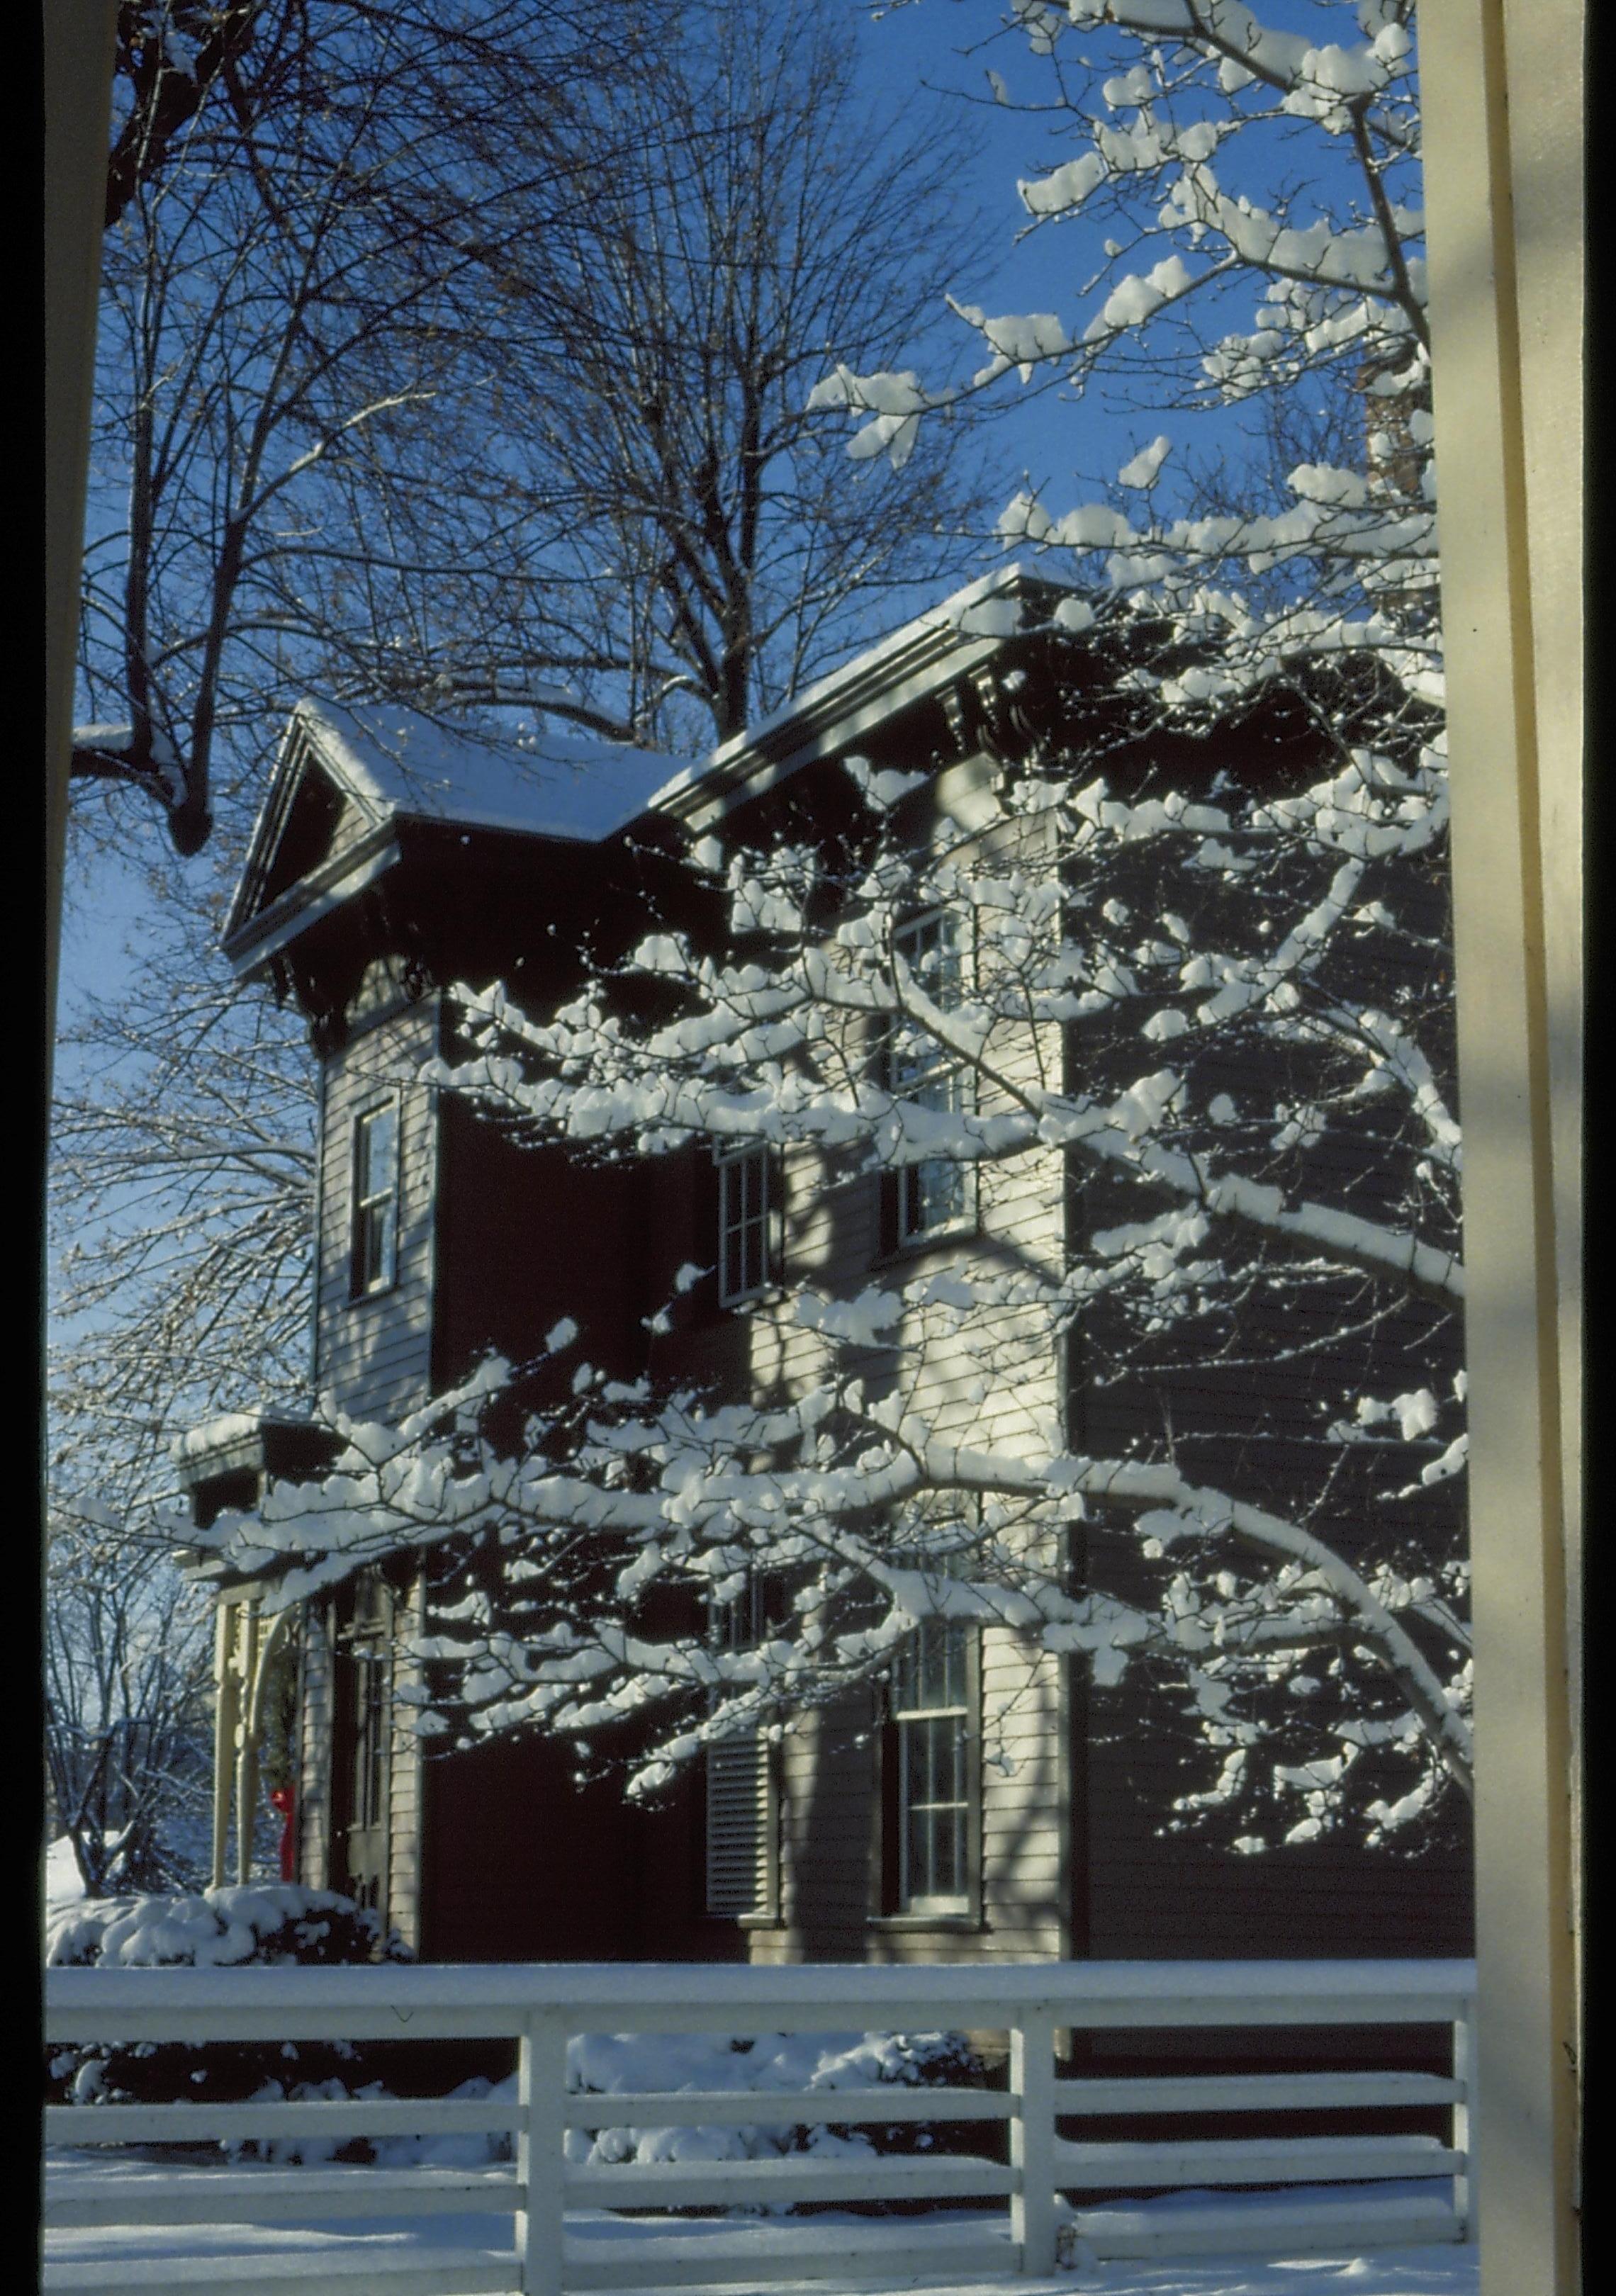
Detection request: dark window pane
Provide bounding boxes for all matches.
[933,1805,960,1898]
[352,1105,400,1295]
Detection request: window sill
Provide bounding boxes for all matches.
[874,1216,978,1266]
[719,1285,786,1315]
[868,1910,984,1932]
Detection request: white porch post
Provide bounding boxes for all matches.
[1009,2008,1057,2273]
[516,2010,568,2296]
[1420,4,1583,2290]
[210,1603,240,1892]
[233,1602,262,1885]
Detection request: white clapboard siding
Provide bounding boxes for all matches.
[709,794,1072,1969]
[314,999,440,1424]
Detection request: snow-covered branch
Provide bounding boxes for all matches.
[187,622,1466,1851]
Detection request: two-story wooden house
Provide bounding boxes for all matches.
[181,567,1472,1976]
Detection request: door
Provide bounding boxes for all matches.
[330,1571,392,1915]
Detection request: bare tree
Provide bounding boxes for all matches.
[46,859,313,1896]
[286,1,1004,750]
[45,1495,213,1896]
[75,0,668,856]
[77,0,998,850]
[50,865,318,1487]
[104,3,262,232]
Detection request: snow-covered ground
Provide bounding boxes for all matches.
[45,1833,89,1910]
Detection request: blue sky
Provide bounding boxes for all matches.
[845,0,1376,512]
[851,0,1165,505]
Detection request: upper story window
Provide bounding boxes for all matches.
[350,1100,400,1298]
[892,1615,974,1915]
[717,1141,774,1306]
[888,911,970,1244]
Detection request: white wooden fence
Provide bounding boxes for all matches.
[45,1957,1476,2294]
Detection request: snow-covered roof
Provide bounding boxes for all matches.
[294,699,690,845]
[172,1411,274,1464]
[171,1408,330,1490]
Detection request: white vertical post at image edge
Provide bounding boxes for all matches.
[1420,1,1583,2289]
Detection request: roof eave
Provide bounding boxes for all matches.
[221,816,401,979]
[651,563,1071,832]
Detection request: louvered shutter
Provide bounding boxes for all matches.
[705,1735,775,1916]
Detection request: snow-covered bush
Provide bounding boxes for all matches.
[45,1885,982,2181]
[45,1881,408,1971]
[240,2027,987,2178]
[564,2028,988,2177]
[45,1883,412,2126]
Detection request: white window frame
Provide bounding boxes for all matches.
[889,910,973,1247]
[349,1098,400,1299]
[716,1140,775,1307]
[891,1616,975,1917]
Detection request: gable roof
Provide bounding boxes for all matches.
[223,703,692,968]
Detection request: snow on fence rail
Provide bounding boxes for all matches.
[44,1957,1476,2295]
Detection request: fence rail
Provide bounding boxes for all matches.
[44,1957,1476,2295]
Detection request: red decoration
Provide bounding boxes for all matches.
[268,1784,296,1881]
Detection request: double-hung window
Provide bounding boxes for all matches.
[888,912,970,1244]
[717,1141,774,1306]
[892,1615,974,1915]
[350,1100,400,1298]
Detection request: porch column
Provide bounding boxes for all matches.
[211,1604,240,1891]
[1420,4,1583,2289]
[234,1603,262,1886]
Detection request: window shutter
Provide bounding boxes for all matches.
[705,1735,775,1916]
[878,1167,900,1259]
